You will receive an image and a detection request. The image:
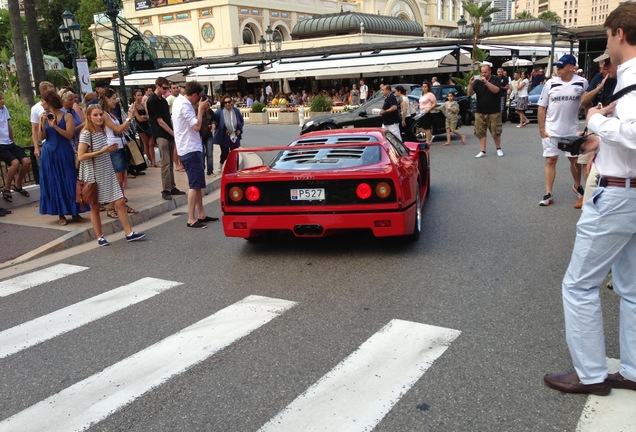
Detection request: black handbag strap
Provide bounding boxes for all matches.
[608,84,636,104]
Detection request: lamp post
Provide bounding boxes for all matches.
[456,16,467,76]
[259,25,282,96]
[549,23,559,78]
[58,10,81,94]
[103,0,127,108]
[258,25,282,64]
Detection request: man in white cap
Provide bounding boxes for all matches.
[537,54,588,207]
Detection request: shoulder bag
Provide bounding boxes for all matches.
[76,133,99,209]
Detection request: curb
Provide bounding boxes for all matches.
[0,177,223,268]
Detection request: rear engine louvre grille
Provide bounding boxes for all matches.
[226,179,396,206]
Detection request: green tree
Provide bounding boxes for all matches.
[7,0,33,104]
[76,0,108,66]
[516,11,535,19]
[538,11,562,23]
[24,0,46,92]
[461,1,502,63]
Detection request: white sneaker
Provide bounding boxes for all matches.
[475,151,487,158]
[539,193,554,207]
[496,148,504,157]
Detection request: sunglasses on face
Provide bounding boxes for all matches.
[224,100,232,104]
[162,86,169,90]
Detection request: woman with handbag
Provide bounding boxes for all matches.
[213,96,244,172]
[132,89,157,167]
[99,88,138,217]
[78,105,145,246]
[38,90,88,226]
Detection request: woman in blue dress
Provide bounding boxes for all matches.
[38,89,86,225]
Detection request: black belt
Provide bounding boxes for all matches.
[597,176,636,188]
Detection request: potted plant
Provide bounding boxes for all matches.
[278,106,297,124]
[249,102,268,124]
[308,96,333,118]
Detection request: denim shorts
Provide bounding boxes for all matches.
[181,151,206,190]
[110,148,127,173]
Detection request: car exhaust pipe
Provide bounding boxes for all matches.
[294,224,324,236]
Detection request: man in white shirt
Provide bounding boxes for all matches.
[166,83,185,172]
[537,54,588,206]
[1,91,32,202]
[359,79,368,104]
[30,81,54,158]
[171,81,218,228]
[544,2,636,396]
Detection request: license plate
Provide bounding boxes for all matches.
[290,188,325,201]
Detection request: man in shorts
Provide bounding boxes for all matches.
[171,81,218,228]
[537,54,588,207]
[468,64,504,158]
[0,91,32,202]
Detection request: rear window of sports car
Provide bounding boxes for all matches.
[269,144,383,170]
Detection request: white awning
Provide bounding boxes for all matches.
[186,62,261,82]
[112,67,185,87]
[260,49,471,80]
[89,70,117,80]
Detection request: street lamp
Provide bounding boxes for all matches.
[482,16,492,36]
[259,25,282,66]
[456,16,467,76]
[58,10,82,94]
[103,0,127,109]
[531,51,537,64]
[549,23,559,77]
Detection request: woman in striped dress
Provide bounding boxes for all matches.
[77,105,146,246]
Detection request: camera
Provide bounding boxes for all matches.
[557,135,586,155]
[46,113,55,121]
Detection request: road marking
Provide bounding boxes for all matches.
[0,263,88,298]
[0,277,182,359]
[258,319,461,432]
[577,358,636,432]
[0,295,296,432]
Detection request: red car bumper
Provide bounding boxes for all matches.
[223,206,417,238]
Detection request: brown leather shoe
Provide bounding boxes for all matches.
[608,372,636,390]
[544,372,611,396]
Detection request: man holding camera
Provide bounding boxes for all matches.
[468,64,505,158]
[544,2,636,396]
[171,81,218,229]
[537,54,588,207]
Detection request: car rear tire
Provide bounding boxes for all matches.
[408,192,422,241]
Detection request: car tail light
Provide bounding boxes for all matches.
[356,183,372,200]
[245,186,261,202]
[375,182,391,199]
[228,186,244,202]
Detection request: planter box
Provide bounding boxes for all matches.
[250,112,269,124]
[307,111,330,119]
[278,112,297,125]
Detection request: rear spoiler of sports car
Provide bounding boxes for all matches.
[223,142,385,175]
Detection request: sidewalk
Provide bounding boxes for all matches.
[0,165,222,267]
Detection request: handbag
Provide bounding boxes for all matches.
[76,133,99,209]
[122,133,147,169]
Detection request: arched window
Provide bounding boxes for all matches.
[243,26,255,44]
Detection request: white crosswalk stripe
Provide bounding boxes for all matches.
[0,295,296,432]
[258,319,461,432]
[0,277,182,359]
[0,263,88,297]
[577,358,636,432]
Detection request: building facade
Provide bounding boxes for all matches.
[94,0,465,69]
[515,0,619,27]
